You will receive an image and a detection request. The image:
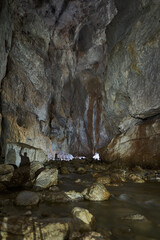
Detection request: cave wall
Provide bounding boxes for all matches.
[0,0,117,157]
[0,0,160,164]
[100,0,160,167]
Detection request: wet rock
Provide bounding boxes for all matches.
[65,191,84,201]
[110,173,126,184]
[35,168,58,189]
[82,231,105,240]
[122,214,147,221]
[0,164,14,182]
[128,174,145,183]
[40,191,70,203]
[75,179,81,183]
[77,167,87,174]
[0,216,69,240]
[16,191,39,206]
[60,166,70,175]
[96,176,111,185]
[83,183,111,201]
[72,207,94,225]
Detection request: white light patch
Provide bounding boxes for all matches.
[93,153,100,160]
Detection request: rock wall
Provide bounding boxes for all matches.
[1,0,117,158]
[0,0,160,165]
[100,0,160,167]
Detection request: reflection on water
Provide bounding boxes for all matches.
[1,173,160,239]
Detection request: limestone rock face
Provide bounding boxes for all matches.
[0,0,12,84]
[1,0,117,157]
[99,118,160,168]
[103,0,160,136]
[5,142,48,166]
[0,0,160,166]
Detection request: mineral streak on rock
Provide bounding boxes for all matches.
[0,0,160,167]
[0,0,117,157]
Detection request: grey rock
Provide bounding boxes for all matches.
[16,191,39,206]
[35,168,58,188]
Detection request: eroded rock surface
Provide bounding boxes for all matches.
[0,0,159,167]
[99,118,160,168]
[1,0,117,157]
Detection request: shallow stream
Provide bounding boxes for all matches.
[1,172,160,239]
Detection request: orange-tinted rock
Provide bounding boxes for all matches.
[99,118,160,169]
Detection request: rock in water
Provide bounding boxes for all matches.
[35,168,58,188]
[65,191,84,201]
[72,207,94,225]
[0,164,14,182]
[16,191,39,206]
[83,183,111,201]
[0,216,69,240]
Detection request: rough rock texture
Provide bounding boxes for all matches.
[99,0,160,165]
[0,0,160,165]
[99,118,160,168]
[0,164,14,182]
[35,168,58,188]
[0,216,69,240]
[1,0,117,157]
[5,142,47,166]
[0,0,12,84]
[83,183,111,201]
[72,207,94,225]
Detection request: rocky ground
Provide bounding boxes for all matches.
[0,158,160,239]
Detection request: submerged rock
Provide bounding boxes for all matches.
[16,191,39,206]
[0,216,69,240]
[83,183,111,201]
[65,191,84,201]
[35,168,58,189]
[82,231,105,240]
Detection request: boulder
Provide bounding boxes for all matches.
[0,164,14,182]
[83,183,111,201]
[30,161,44,180]
[35,168,58,189]
[16,191,39,206]
[72,207,94,225]
[5,143,48,167]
